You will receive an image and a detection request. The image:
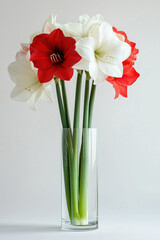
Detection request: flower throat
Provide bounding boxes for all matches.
[50,52,63,63]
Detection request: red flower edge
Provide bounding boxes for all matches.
[30,29,82,83]
[106,27,140,99]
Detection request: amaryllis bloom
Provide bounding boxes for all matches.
[75,22,131,84]
[30,29,82,83]
[8,44,53,110]
[107,27,140,98]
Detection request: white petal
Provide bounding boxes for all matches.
[43,22,53,34]
[79,14,90,24]
[89,14,104,24]
[10,86,31,102]
[99,22,115,44]
[98,60,123,77]
[89,60,107,84]
[61,23,82,38]
[73,58,89,71]
[16,50,27,61]
[89,23,101,49]
[27,92,37,111]
[30,32,40,43]
[39,84,54,102]
[101,39,131,62]
[79,14,104,38]
[8,60,36,86]
[27,84,53,110]
[113,41,131,61]
[76,37,95,61]
[28,86,46,110]
[21,43,30,51]
[42,14,59,33]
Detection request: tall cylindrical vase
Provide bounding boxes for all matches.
[61,128,98,231]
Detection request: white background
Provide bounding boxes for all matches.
[0,0,160,239]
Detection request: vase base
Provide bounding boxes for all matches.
[61,219,98,231]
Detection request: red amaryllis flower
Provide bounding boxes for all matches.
[107,27,140,98]
[30,29,82,83]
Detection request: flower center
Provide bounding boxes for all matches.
[50,52,63,63]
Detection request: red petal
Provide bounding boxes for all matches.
[61,37,76,53]
[49,28,66,50]
[113,81,128,99]
[30,52,53,69]
[32,33,49,43]
[38,67,55,83]
[30,42,52,56]
[62,49,81,68]
[49,29,76,55]
[107,76,114,82]
[116,67,140,86]
[30,34,52,54]
[123,63,134,74]
[31,57,53,69]
[107,76,128,99]
[53,66,73,80]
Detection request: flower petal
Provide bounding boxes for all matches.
[61,23,83,38]
[89,60,108,84]
[79,14,104,38]
[106,40,131,62]
[30,52,53,69]
[73,58,89,71]
[8,60,36,86]
[53,66,73,80]
[27,92,38,110]
[76,37,95,61]
[61,37,76,55]
[112,81,128,99]
[98,60,123,77]
[38,67,55,83]
[30,34,52,54]
[62,49,82,68]
[10,86,31,101]
[39,84,54,102]
[49,28,66,50]
[42,14,58,33]
[116,67,140,86]
[99,22,115,45]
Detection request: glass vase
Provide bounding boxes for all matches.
[61,128,98,231]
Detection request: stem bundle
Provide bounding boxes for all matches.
[55,72,96,225]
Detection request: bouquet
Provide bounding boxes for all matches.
[8,14,139,230]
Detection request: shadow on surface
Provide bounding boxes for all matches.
[0,224,61,234]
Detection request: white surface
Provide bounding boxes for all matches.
[0,0,160,239]
[0,217,160,240]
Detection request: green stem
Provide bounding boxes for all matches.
[60,80,71,129]
[78,73,90,224]
[88,81,96,128]
[55,80,67,128]
[62,131,71,219]
[55,79,79,224]
[66,130,80,224]
[55,80,71,219]
[73,71,83,169]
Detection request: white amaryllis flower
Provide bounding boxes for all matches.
[74,22,131,84]
[8,44,53,110]
[61,14,104,39]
